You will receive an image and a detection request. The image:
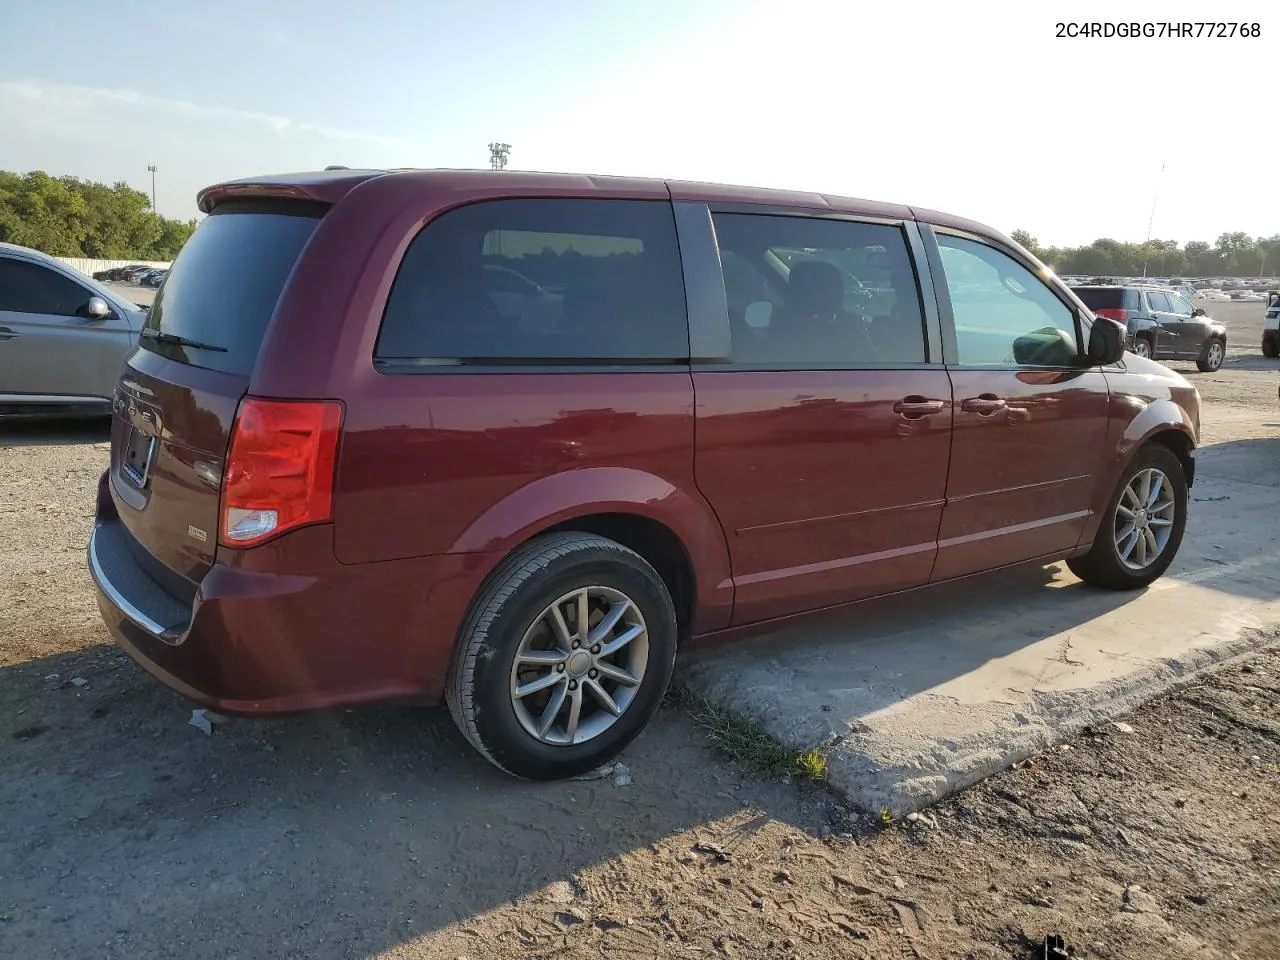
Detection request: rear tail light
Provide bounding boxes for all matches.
[1094,308,1128,322]
[220,398,343,548]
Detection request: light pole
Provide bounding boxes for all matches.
[147,165,157,212]
[1142,163,1165,277]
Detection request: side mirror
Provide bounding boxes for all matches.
[83,297,111,320]
[1087,316,1126,366]
[1191,307,1206,317]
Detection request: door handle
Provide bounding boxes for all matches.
[893,396,946,418]
[961,394,1007,415]
[0,327,17,341]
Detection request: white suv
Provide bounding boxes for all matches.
[1264,292,1279,357]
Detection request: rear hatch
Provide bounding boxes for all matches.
[1071,286,1137,323]
[108,200,324,591]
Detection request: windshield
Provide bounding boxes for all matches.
[140,203,323,376]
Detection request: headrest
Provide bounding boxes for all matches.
[787,260,844,317]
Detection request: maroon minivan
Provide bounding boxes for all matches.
[89,169,1201,778]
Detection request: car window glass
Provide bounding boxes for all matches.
[1168,293,1193,315]
[0,258,92,316]
[711,213,925,365]
[936,235,1078,367]
[483,265,531,295]
[1146,291,1171,312]
[141,204,322,376]
[377,199,688,363]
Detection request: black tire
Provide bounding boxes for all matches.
[446,532,677,779]
[1263,338,1279,358]
[1067,444,1188,590]
[1196,337,1225,372]
[1132,335,1154,360]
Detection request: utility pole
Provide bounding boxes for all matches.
[488,143,511,170]
[147,165,158,212]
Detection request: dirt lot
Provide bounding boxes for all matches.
[2,301,1277,959]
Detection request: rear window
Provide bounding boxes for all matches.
[375,199,688,366]
[1071,287,1126,310]
[140,201,323,376]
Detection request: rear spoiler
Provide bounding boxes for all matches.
[197,170,383,214]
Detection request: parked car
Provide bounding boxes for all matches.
[91,264,145,282]
[142,269,168,288]
[88,169,1200,780]
[1264,292,1279,357]
[1199,289,1231,302]
[1070,284,1227,370]
[0,243,148,416]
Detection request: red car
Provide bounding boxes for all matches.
[89,170,1200,778]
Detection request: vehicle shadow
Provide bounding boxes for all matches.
[0,417,111,448]
[1219,353,1280,373]
[0,639,824,960]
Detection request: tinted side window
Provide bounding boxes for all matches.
[377,199,688,364]
[936,234,1078,367]
[711,213,925,365]
[0,258,92,316]
[1146,291,1171,312]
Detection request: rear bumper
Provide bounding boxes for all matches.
[88,474,499,714]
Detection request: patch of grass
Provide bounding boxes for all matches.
[794,748,828,780]
[672,684,827,780]
[879,807,894,825]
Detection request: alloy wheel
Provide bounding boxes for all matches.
[508,586,649,746]
[1114,468,1177,571]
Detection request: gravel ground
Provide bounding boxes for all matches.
[1,300,1277,959]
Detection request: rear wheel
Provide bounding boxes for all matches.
[1263,337,1279,358]
[446,532,677,779]
[1067,444,1187,590]
[1197,337,1225,372]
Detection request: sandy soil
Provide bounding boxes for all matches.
[2,300,1277,959]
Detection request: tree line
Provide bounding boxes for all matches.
[1011,229,1280,279]
[0,170,196,260]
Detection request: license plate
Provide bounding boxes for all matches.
[121,427,157,488]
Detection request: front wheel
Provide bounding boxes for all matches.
[1197,337,1225,372]
[1131,336,1153,360]
[1067,444,1188,590]
[1263,337,1279,358]
[446,532,677,779]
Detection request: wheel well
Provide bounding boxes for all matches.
[543,513,696,630]
[1147,429,1195,487]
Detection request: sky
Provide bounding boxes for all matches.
[1,0,1273,248]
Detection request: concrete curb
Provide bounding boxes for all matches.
[680,625,1279,816]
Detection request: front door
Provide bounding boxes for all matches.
[1164,291,1205,356]
[693,210,953,625]
[0,257,134,401]
[1142,290,1182,357]
[929,231,1112,581]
